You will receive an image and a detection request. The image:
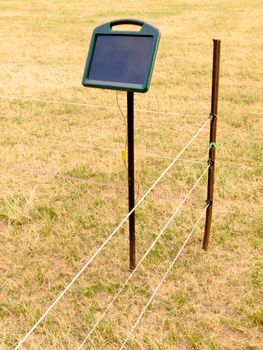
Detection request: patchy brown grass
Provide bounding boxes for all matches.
[0,0,262,349]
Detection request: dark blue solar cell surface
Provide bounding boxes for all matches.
[88,35,153,85]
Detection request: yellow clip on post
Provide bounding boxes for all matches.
[121,149,126,162]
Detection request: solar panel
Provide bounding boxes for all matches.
[82,20,160,92]
[88,35,153,85]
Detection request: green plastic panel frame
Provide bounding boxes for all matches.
[82,19,160,93]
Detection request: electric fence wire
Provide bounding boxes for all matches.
[77,165,209,349]
[119,204,209,350]
[0,161,206,202]
[0,95,207,118]
[0,161,118,188]
[0,124,256,168]
[13,117,209,350]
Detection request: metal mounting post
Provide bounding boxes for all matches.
[127,91,135,269]
[203,39,221,250]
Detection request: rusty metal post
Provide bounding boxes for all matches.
[127,91,136,269]
[203,39,221,250]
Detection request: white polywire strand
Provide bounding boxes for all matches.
[13,117,209,350]
[0,95,206,118]
[119,204,209,350]
[77,166,209,349]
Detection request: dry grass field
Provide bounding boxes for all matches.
[0,0,262,349]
